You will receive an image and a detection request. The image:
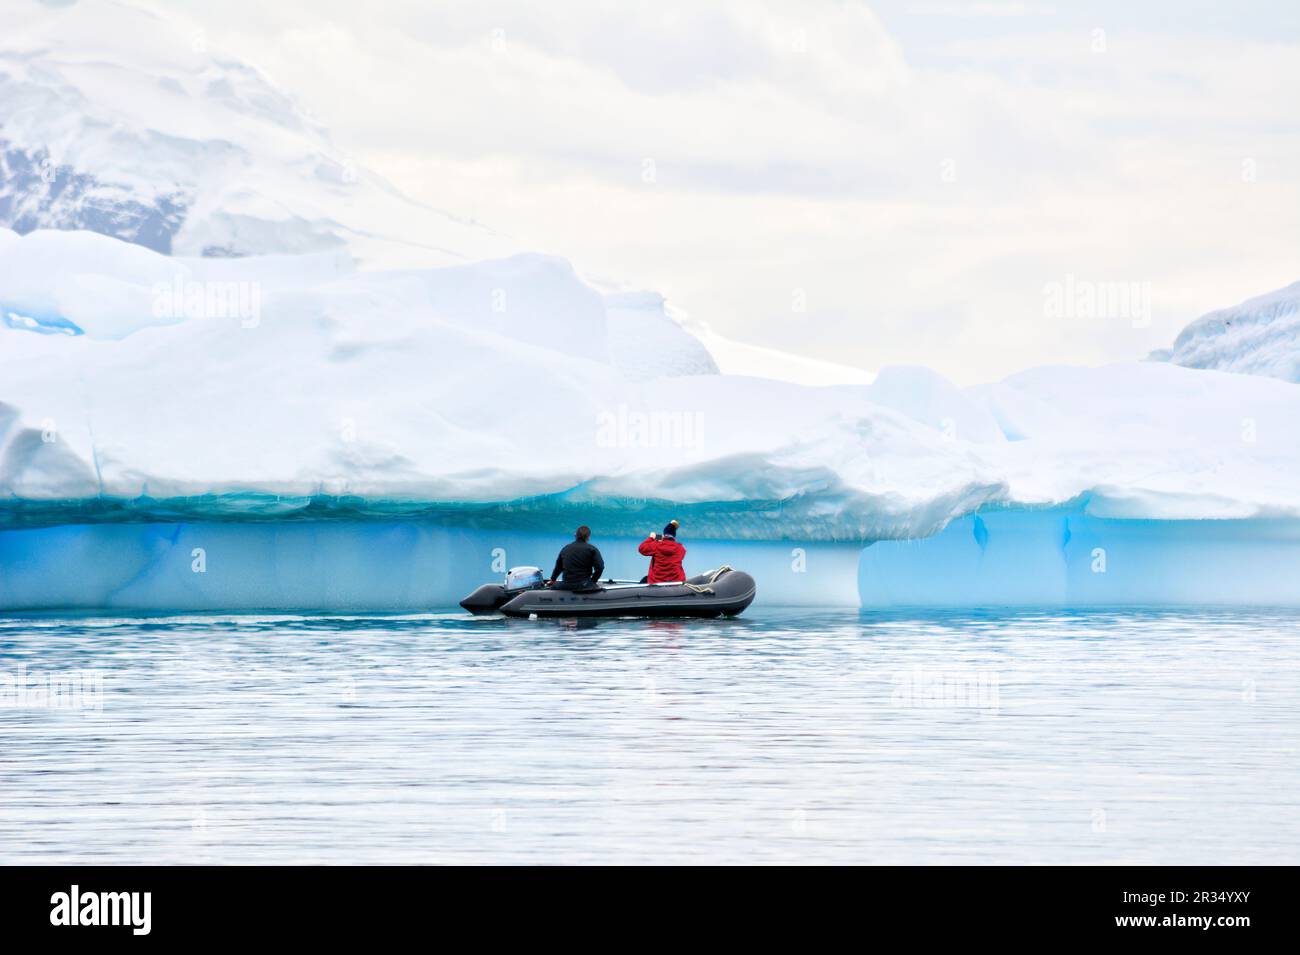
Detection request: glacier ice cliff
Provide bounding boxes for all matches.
[0,523,864,610]
[861,505,1300,607]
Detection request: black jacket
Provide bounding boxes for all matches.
[551,540,605,584]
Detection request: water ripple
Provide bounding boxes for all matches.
[0,607,1296,863]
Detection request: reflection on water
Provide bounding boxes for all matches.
[1,607,1297,864]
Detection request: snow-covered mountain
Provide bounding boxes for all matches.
[0,0,516,265]
[1151,280,1300,383]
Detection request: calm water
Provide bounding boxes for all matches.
[1,608,1297,864]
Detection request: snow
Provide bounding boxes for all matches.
[865,365,1003,443]
[1152,280,1300,383]
[968,361,1300,520]
[675,313,876,386]
[603,292,719,381]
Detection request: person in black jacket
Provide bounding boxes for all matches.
[548,525,605,591]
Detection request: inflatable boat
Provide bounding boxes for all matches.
[460,566,756,619]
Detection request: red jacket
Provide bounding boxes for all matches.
[638,537,686,584]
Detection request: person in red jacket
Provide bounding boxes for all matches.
[638,520,686,584]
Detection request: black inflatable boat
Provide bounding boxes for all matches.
[460,566,756,619]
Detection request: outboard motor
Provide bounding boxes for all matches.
[460,566,546,614]
[504,566,544,592]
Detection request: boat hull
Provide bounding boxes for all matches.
[498,570,756,619]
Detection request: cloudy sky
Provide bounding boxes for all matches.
[151,0,1297,383]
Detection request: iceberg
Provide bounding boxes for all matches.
[3,229,1300,608]
[0,228,997,540]
[1151,280,1300,383]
